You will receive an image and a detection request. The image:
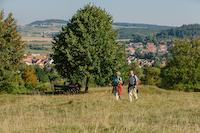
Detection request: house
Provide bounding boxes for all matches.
[133,42,143,49]
[159,43,168,53]
[22,54,52,68]
[127,47,135,55]
[147,43,156,53]
[23,54,32,65]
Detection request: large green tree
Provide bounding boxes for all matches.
[52,5,122,92]
[0,11,25,92]
[161,39,200,91]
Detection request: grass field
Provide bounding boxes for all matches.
[0,86,200,133]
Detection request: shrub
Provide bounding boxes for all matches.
[35,66,49,83]
[143,67,161,86]
[161,39,200,91]
[22,66,38,89]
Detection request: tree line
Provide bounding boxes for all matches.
[130,24,200,46]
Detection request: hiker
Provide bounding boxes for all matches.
[128,71,138,102]
[112,71,123,100]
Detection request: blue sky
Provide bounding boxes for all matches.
[0,0,200,26]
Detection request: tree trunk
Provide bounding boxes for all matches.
[85,77,89,93]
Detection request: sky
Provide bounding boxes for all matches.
[0,0,200,26]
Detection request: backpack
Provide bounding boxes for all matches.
[129,75,136,86]
[112,76,119,86]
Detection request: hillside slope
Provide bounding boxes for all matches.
[27,19,67,27]
[156,24,200,39]
[19,20,173,39]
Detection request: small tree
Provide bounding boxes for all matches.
[52,5,120,92]
[22,66,38,89]
[161,39,200,91]
[0,11,25,93]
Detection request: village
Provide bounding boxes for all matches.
[126,41,170,67]
[22,40,170,69]
[22,53,53,68]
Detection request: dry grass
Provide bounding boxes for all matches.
[0,86,200,133]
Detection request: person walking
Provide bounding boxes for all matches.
[128,71,138,102]
[112,71,123,100]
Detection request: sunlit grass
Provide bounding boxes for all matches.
[0,85,200,133]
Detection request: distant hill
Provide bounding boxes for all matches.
[27,19,67,27]
[27,20,171,29]
[156,24,200,39]
[113,22,173,39]
[23,20,176,39]
[113,22,172,29]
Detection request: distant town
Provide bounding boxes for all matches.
[20,19,200,69]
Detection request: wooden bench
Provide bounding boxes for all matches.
[53,83,81,94]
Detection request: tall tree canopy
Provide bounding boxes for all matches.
[52,5,122,92]
[0,11,25,92]
[161,39,200,91]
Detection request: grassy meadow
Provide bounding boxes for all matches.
[0,86,200,133]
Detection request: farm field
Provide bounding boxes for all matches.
[22,37,53,42]
[22,37,52,54]
[0,86,200,133]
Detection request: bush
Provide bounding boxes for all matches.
[169,83,200,92]
[22,66,38,89]
[35,82,52,92]
[161,39,200,91]
[143,67,161,86]
[35,66,49,83]
[0,69,26,93]
[11,85,28,94]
